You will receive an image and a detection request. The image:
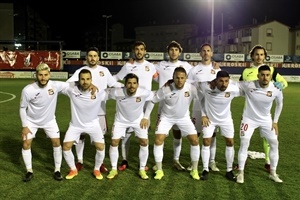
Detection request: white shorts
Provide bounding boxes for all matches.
[239,116,278,140]
[202,120,234,139]
[24,119,60,140]
[80,115,107,136]
[126,104,149,134]
[155,115,197,137]
[63,120,104,144]
[156,113,179,132]
[111,119,148,140]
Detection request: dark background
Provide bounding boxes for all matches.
[3,0,300,48]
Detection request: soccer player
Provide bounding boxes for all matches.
[106,73,154,180]
[62,69,107,180]
[144,67,201,180]
[113,41,157,171]
[153,41,193,171]
[20,63,69,182]
[67,47,123,173]
[187,43,221,172]
[239,45,288,172]
[236,65,284,184]
[197,71,240,181]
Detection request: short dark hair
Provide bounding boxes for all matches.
[216,70,230,78]
[86,47,99,55]
[78,69,92,80]
[132,41,146,50]
[258,65,271,72]
[167,41,183,52]
[124,73,139,84]
[173,66,187,76]
[249,45,267,58]
[199,43,212,52]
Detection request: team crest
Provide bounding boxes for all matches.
[266,91,272,97]
[184,91,190,97]
[145,66,150,71]
[99,71,104,77]
[48,89,54,95]
[225,92,230,98]
[136,97,141,102]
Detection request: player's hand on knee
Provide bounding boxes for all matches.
[140,118,149,129]
[201,116,210,127]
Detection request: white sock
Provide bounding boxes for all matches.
[53,146,62,172]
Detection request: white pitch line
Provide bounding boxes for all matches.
[0,91,16,103]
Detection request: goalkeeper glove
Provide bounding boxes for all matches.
[274,82,283,90]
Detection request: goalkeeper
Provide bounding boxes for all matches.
[239,44,288,172]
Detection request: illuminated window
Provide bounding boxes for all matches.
[266,28,273,37]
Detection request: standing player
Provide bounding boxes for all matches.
[67,47,123,173]
[106,73,154,180]
[144,67,201,180]
[197,71,240,181]
[187,43,221,172]
[20,63,69,182]
[153,41,193,171]
[239,45,288,172]
[62,69,107,180]
[236,65,283,183]
[113,41,157,171]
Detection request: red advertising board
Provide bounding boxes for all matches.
[0,51,61,70]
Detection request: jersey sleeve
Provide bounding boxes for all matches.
[19,88,29,127]
[114,64,128,80]
[272,68,288,89]
[66,69,80,82]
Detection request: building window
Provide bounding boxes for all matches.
[266,28,273,37]
[296,45,300,50]
[266,42,272,51]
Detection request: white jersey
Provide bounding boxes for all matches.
[61,85,107,128]
[152,82,199,119]
[198,80,241,123]
[67,65,122,115]
[114,60,157,90]
[239,80,283,123]
[155,60,193,87]
[19,80,69,127]
[108,87,154,122]
[188,63,221,111]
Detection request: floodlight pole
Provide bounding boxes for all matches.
[210,0,214,51]
[102,15,112,51]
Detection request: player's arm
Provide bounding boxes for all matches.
[113,64,128,82]
[19,91,31,140]
[66,69,80,82]
[239,74,243,81]
[272,92,283,135]
[273,68,288,89]
[239,68,247,81]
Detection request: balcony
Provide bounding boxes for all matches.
[241,36,252,42]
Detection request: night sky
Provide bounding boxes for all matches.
[3,0,300,48]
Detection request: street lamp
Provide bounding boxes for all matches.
[102,15,112,51]
[210,0,214,51]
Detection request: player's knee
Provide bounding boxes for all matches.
[139,139,148,146]
[51,138,61,147]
